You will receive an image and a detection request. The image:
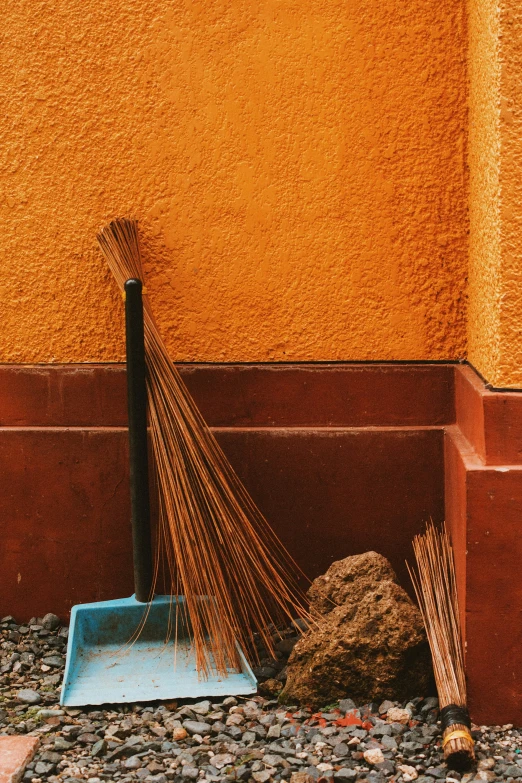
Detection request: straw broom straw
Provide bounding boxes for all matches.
[97,217,311,678]
[407,522,474,770]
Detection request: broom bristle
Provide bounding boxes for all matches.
[97,217,311,678]
[407,522,474,770]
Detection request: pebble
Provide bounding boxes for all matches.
[398,764,419,780]
[91,738,107,756]
[191,699,211,714]
[41,655,64,668]
[182,719,212,735]
[0,614,520,783]
[364,748,385,765]
[41,613,61,630]
[386,706,411,724]
[16,688,41,704]
[212,753,236,769]
[253,772,272,783]
[291,774,316,783]
[124,755,143,769]
[334,769,356,780]
[172,726,188,740]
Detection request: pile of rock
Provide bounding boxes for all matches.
[1,550,520,783]
[1,612,521,783]
[279,552,432,709]
[1,612,65,720]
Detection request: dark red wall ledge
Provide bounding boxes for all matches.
[0,362,455,427]
[0,362,520,725]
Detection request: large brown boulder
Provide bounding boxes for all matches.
[279,552,432,708]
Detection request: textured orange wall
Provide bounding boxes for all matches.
[1,0,468,364]
[468,0,522,388]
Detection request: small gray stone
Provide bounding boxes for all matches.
[371,724,392,738]
[182,719,212,735]
[17,689,41,704]
[78,732,99,744]
[124,755,143,769]
[42,612,61,630]
[425,767,446,779]
[333,743,349,757]
[381,735,398,750]
[192,700,211,715]
[253,724,267,738]
[211,753,236,769]
[43,673,61,686]
[253,666,277,680]
[420,697,439,713]
[182,767,200,779]
[389,722,407,736]
[55,738,73,750]
[402,741,424,755]
[505,767,522,779]
[40,751,62,763]
[375,760,396,775]
[281,723,298,738]
[42,655,64,668]
[252,772,272,783]
[92,738,108,757]
[349,728,367,739]
[334,770,357,780]
[339,699,357,713]
[35,761,55,775]
[263,754,284,767]
[267,723,281,739]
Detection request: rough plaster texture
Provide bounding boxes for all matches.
[468,0,522,387]
[1,0,468,364]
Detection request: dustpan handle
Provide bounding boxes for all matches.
[125,278,153,603]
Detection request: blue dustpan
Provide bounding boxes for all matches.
[61,280,256,707]
[61,595,256,706]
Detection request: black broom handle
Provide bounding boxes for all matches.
[124,278,153,603]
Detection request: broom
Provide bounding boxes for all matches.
[97,217,311,678]
[407,522,474,770]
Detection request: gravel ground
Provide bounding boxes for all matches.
[1,614,521,783]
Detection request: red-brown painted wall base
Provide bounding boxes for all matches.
[0,362,521,725]
[0,363,454,428]
[0,362,452,615]
[0,426,443,621]
[445,368,522,726]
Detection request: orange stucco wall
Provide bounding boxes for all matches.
[0,0,468,364]
[468,0,522,388]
